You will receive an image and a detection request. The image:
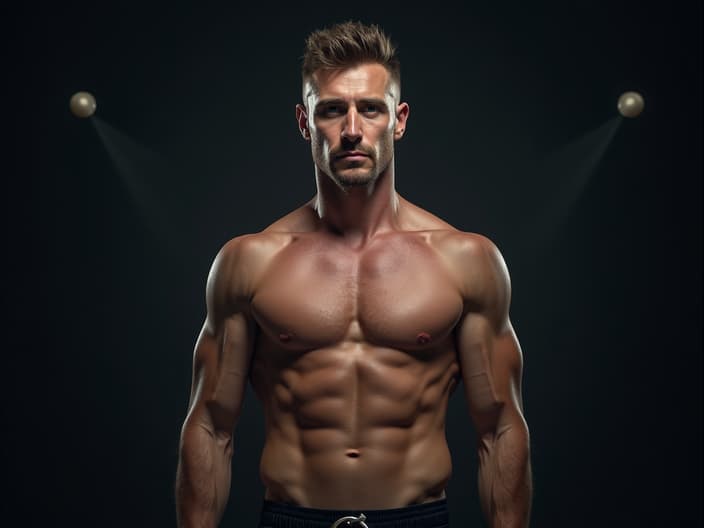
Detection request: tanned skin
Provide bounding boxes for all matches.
[176,62,531,527]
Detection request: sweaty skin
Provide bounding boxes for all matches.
[176,62,531,526]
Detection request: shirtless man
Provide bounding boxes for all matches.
[176,21,532,528]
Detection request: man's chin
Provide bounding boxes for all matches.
[332,168,377,188]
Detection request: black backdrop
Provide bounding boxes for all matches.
[6,1,701,526]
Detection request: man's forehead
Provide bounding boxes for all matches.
[305,63,397,101]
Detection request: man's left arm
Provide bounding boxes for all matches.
[454,236,532,527]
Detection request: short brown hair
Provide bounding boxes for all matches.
[301,21,401,99]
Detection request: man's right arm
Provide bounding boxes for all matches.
[176,238,257,527]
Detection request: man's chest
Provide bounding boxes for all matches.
[250,234,464,350]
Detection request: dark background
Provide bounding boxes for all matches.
[5,1,701,526]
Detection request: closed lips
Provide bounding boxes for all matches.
[337,151,368,158]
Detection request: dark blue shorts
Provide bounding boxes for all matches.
[257,498,450,528]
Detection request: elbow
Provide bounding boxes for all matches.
[181,405,235,455]
[204,398,238,441]
[478,409,530,453]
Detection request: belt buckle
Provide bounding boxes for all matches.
[330,513,369,528]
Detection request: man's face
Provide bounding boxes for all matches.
[297,63,408,188]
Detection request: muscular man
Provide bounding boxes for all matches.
[176,21,532,528]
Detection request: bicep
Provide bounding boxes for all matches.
[184,236,259,435]
[186,311,256,435]
[455,311,525,436]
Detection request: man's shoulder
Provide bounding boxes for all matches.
[218,204,309,258]
[218,231,291,263]
[260,199,318,234]
[397,196,506,279]
[426,229,509,307]
[399,197,501,255]
[430,230,502,260]
[208,231,292,305]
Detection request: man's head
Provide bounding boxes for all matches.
[296,21,409,189]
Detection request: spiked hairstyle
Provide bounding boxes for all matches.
[301,21,401,101]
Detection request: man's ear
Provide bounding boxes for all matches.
[394,102,410,140]
[296,104,310,141]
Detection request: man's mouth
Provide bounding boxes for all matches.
[335,151,370,160]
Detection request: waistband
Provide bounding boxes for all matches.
[259,498,449,528]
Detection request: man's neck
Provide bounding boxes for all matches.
[310,166,400,248]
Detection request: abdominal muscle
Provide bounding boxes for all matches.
[250,339,459,510]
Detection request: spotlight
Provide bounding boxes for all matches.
[70,91,97,118]
[617,91,644,118]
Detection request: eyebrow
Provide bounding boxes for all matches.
[315,98,390,110]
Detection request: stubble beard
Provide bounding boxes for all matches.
[314,136,393,190]
[331,164,378,188]
[328,143,393,189]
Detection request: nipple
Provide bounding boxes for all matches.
[416,332,431,345]
[279,333,292,342]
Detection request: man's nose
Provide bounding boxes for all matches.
[341,108,362,143]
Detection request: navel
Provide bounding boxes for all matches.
[345,449,361,458]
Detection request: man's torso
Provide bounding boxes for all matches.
[234,197,476,509]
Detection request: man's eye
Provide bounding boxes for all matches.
[321,106,343,116]
[362,105,379,114]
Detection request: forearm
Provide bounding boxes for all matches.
[477,421,532,528]
[176,420,233,528]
